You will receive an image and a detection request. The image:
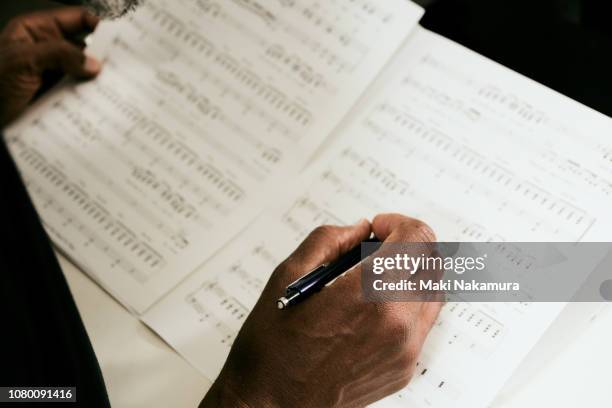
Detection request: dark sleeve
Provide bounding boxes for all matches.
[0,136,110,408]
[582,0,612,35]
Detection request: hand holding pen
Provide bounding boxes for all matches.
[201,214,444,408]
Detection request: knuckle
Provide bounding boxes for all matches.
[372,213,384,225]
[400,219,436,242]
[3,13,36,38]
[305,224,341,258]
[4,16,24,32]
[310,224,336,240]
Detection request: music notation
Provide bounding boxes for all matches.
[11,141,166,283]
[143,27,612,408]
[5,0,422,314]
[131,167,198,220]
[282,196,345,237]
[600,145,612,166]
[364,103,595,240]
[265,44,326,90]
[195,0,221,18]
[53,92,242,220]
[539,150,612,197]
[385,300,505,406]
[231,0,277,25]
[402,76,482,122]
[185,281,248,348]
[478,85,547,125]
[7,0,611,404]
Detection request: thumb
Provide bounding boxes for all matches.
[273,219,372,287]
[372,213,436,243]
[27,40,101,79]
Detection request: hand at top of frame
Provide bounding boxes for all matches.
[0,7,102,128]
[201,213,443,408]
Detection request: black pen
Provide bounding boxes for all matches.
[277,237,382,309]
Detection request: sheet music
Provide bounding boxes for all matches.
[3,0,424,313]
[142,27,612,407]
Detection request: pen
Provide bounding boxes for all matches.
[277,237,382,309]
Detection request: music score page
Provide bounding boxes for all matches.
[142,27,612,407]
[4,0,424,313]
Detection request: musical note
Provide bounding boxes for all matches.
[6,0,422,314]
[142,26,612,408]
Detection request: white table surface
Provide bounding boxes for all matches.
[59,254,612,408]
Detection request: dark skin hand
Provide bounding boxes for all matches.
[1,11,441,407]
[201,214,443,408]
[0,7,102,128]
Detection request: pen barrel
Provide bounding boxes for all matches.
[280,238,382,308]
[287,265,330,293]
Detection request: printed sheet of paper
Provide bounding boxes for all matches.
[4,0,424,313]
[142,27,612,407]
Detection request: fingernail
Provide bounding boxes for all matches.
[83,56,102,75]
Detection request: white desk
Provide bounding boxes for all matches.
[60,254,611,408]
[59,256,209,408]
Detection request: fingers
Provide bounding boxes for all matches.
[371,213,409,241]
[26,7,98,36]
[272,219,371,286]
[371,214,437,279]
[52,7,100,35]
[27,40,101,78]
[319,214,438,299]
[4,8,99,42]
[372,213,436,243]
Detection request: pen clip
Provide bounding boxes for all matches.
[277,264,328,310]
[286,264,328,291]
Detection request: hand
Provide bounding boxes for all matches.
[0,8,101,127]
[201,214,443,408]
